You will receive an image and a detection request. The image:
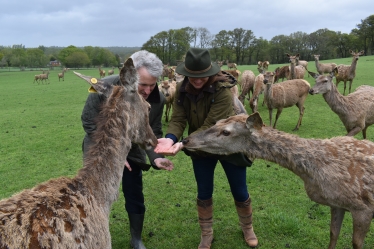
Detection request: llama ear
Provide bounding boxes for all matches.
[246,112,264,131]
[73,72,112,95]
[119,58,139,92]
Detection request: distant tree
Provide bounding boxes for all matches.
[58,45,81,65]
[0,52,3,62]
[352,14,374,55]
[211,30,231,61]
[65,51,90,68]
[26,48,47,68]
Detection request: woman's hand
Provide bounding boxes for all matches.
[154,138,183,156]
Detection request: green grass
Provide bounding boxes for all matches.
[1,56,374,249]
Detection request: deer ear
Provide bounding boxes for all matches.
[307,70,319,79]
[74,71,112,95]
[246,112,264,131]
[119,58,139,92]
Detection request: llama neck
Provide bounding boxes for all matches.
[76,93,131,214]
[322,82,349,115]
[248,128,321,181]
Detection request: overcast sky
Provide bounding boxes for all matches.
[1,0,372,48]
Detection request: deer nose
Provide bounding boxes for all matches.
[309,89,315,95]
[263,79,268,84]
[182,138,189,145]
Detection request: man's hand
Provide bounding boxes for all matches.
[154,158,174,171]
[125,160,132,171]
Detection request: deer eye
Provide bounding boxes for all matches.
[222,130,230,136]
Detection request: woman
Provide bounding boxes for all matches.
[155,48,257,248]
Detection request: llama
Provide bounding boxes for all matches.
[0,58,158,249]
[58,70,65,82]
[238,70,255,105]
[308,70,374,139]
[158,79,176,122]
[335,50,364,95]
[249,73,265,113]
[39,71,50,84]
[274,65,290,83]
[182,112,374,249]
[313,54,337,75]
[226,60,237,70]
[286,53,305,80]
[98,66,106,78]
[262,70,310,131]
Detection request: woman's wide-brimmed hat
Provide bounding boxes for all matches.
[176,48,220,77]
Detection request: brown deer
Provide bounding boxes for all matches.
[158,79,176,122]
[39,71,50,84]
[262,70,310,131]
[238,70,255,105]
[182,112,374,249]
[335,50,364,95]
[308,70,374,139]
[226,60,237,70]
[257,61,269,71]
[58,70,65,81]
[286,53,305,79]
[0,58,158,249]
[108,66,115,76]
[98,66,106,78]
[313,54,337,75]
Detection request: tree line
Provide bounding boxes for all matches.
[0,45,139,70]
[142,14,374,66]
[0,14,373,69]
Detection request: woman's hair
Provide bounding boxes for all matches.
[131,50,163,78]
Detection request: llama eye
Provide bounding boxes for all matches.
[222,130,230,136]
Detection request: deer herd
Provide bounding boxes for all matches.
[9,50,372,248]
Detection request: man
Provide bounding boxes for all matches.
[81,50,174,249]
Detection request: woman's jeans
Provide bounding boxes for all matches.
[192,156,249,202]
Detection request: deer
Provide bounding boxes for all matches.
[313,54,337,75]
[98,66,106,78]
[335,50,364,95]
[58,70,65,81]
[286,53,305,80]
[158,79,176,122]
[182,111,374,249]
[39,71,50,84]
[226,60,237,70]
[262,70,310,131]
[108,66,115,76]
[0,58,158,249]
[308,69,374,139]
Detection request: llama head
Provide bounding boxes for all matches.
[74,58,157,150]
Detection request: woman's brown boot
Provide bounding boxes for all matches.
[235,197,258,248]
[197,198,213,249]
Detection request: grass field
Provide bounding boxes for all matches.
[1,56,374,249]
